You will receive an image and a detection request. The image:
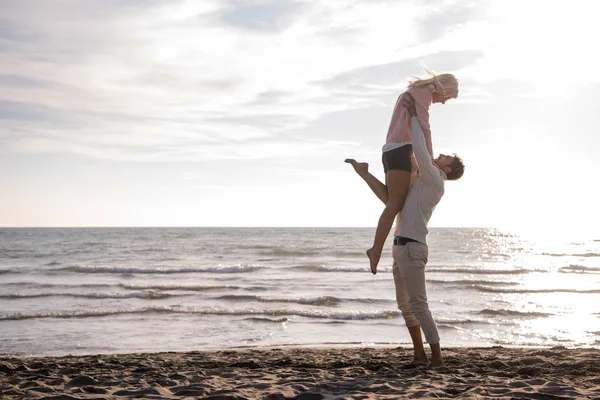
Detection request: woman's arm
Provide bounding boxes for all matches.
[344,159,388,205]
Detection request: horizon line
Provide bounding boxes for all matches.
[0,226,497,229]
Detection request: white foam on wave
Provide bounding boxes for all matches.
[290,265,392,273]
[474,285,600,294]
[0,306,400,321]
[0,291,178,300]
[55,264,265,274]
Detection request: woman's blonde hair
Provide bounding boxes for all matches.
[408,68,459,99]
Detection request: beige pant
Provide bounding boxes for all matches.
[392,241,440,344]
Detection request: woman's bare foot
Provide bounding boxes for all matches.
[366,247,380,274]
[344,159,369,176]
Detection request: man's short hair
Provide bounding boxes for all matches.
[446,155,465,181]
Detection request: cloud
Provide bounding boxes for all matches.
[250,90,293,105]
[0,0,515,165]
[316,50,484,90]
[219,0,305,31]
[0,74,50,87]
[0,100,71,124]
[416,0,490,42]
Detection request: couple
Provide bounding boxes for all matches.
[346,71,465,367]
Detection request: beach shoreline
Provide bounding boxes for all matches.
[2,346,600,399]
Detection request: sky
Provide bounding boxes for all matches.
[1,0,599,231]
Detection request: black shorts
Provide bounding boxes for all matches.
[382,144,413,173]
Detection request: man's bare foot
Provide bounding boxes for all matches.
[344,159,369,176]
[403,356,428,369]
[414,355,428,364]
[428,358,444,368]
[366,247,380,274]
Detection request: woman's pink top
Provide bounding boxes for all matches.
[384,84,434,156]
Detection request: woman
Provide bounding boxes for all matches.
[367,70,459,274]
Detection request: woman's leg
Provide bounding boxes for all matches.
[344,159,389,205]
[368,169,411,274]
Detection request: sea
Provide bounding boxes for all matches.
[1,227,599,357]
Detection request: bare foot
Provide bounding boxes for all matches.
[428,358,444,368]
[403,356,428,369]
[366,247,380,275]
[413,356,428,365]
[344,159,369,176]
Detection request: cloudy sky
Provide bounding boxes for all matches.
[1,0,599,232]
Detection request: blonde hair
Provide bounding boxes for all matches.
[408,68,459,99]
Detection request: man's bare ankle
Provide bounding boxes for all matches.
[429,358,444,368]
[413,356,428,364]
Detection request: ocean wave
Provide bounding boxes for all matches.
[0,291,178,300]
[435,317,481,325]
[290,265,391,273]
[243,317,289,323]
[0,306,401,321]
[476,309,553,318]
[44,261,61,266]
[120,283,252,291]
[332,251,370,257]
[1,282,116,289]
[259,249,321,256]
[1,281,261,292]
[217,294,342,306]
[239,244,275,250]
[437,324,463,330]
[542,252,600,257]
[217,294,388,306]
[473,285,600,294]
[427,268,537,275]
[427,279,520,286]
[55,264,265,274]
[559,265,600,274]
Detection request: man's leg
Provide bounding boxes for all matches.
[397,243,443,367]
[392,252,427,366]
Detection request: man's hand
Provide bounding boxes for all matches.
[401,93,417,118]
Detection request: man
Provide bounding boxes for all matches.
[345,94,464,367]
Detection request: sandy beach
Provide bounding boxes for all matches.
[2,346,600,399]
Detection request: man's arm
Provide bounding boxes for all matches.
[408,86,434,156]
[402,94,444,187]
[410,117,444,187]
